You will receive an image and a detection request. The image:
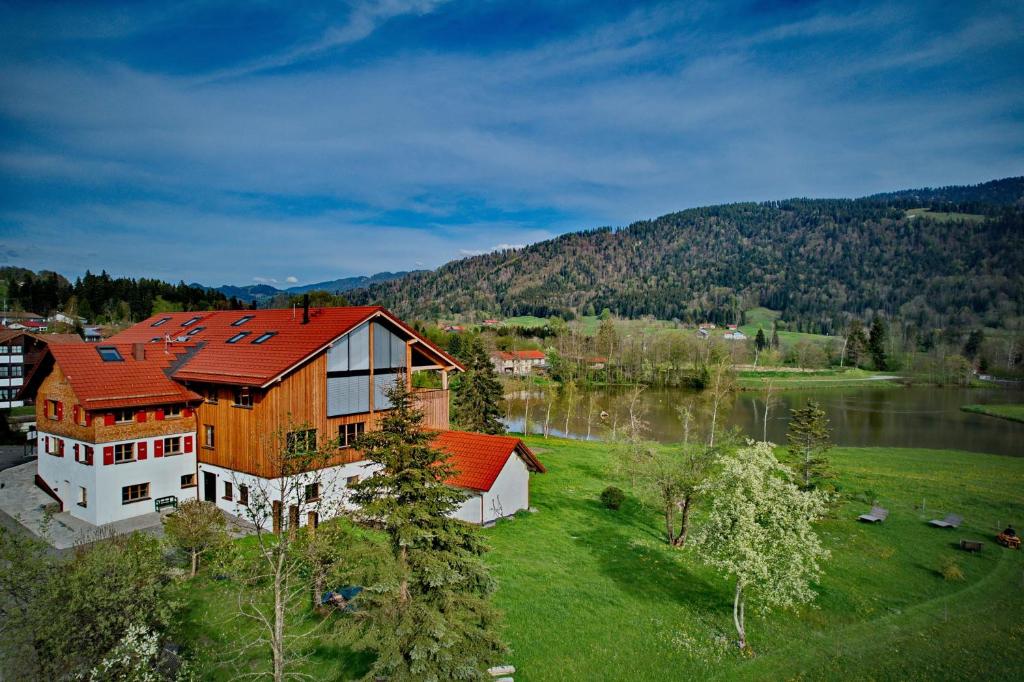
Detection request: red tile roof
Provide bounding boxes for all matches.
[107,306,463,386]
[431,430,545,492]
[491,350,546,361]
[46,343,201,410]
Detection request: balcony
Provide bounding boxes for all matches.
[412,388,450,430]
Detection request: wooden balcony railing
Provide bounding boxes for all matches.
[413,388,450,430]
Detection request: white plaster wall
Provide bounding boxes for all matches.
[452,490,485,524]
[198,459,380,529]
[37,433,197,526]
[450,454,531,525]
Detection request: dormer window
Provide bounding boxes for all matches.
[231,315,254,327]
[97,346,123,362]
[252,331,277,345]
[226,332,250,344]
[181,316,202,327]
[151,317,171,327]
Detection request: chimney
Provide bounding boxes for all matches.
[133,342,146,361]
[302,294,310,325]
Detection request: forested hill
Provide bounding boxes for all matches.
[348,177,1024,333]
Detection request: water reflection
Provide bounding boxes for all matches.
[503,385,1024,457]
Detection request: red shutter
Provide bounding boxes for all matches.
[155,408,165,421]
[104,413,115,426]
[58,440,64,457]
[72,405,80,424]
[45,436,50,452]
[136,410,147,423]
[137,441,148,460]
[154,439,164,457]
[182,407,193,418]
[103,446,113,466]
[85,446,94,465]
[85,412,93,426]
[56,401,63,421]
[184,435,194,453]
[73,443,79,461]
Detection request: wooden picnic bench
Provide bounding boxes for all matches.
[155,496,178,512]
[959,539,983,553]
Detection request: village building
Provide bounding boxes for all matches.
[0,330,82,409]
[490,349,546,375]
[23,306,543,529]
[724,330,747,340]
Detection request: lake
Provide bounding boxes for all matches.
[502,384,1024,457]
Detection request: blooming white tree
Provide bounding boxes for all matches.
[694,441,829,650]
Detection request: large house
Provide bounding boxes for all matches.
[0,330,82,409]
[490,349,546,376]
[23,306,543,528]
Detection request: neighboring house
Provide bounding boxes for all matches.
[433,431,545,525]
[698,322,716,330]
[586,356,608,370]
[23,306,543,528]
[724,331,747,340]
[83,327,103,342]
[0,330,81,409]
[483,319,500,326]
[2,310,46,328]
[8,319,48,332]
[49,312,88,326]
[696,328,710,339]
[490,349,546,375]
[443,325,465,333]
[726,324,738,331]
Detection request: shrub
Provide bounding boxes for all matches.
[600,486,625,510]
[941,556,966,582]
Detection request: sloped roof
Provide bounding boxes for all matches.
[432,430,545,492]
[491,350,545,361]
[45,343,201,410]
[107,306,463,386]
[42,333,85,344]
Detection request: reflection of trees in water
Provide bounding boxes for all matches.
[502,385,1024,457]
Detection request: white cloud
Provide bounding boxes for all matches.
[285,275,298,283]
[252,276,278,284]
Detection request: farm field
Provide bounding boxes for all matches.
[737,367,901,390]
[175,437,1024,680]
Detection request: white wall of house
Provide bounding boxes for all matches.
[451,453,531,525]
[197,459,381,529]
[37,433,197,525]
[0,349,24,408]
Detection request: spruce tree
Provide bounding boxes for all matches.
[770,326,780,350]
[452,337,507,434]
[350,380,506,681]
[846,320,869,367]
[755,327,767,351]
[868,316,888,370]
[786,400,833,489]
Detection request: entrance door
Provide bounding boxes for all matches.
[203,472,217,502]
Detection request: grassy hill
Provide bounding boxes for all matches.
[176,438,1024,680]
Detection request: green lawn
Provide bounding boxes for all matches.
[177,439,1024,680]
[737,367,902,390]
[740,307,836,347]
[905,208,987,223]
[961,404,1024,424]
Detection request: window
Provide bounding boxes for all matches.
[231,315,254,326]
[114,408,134,424]
[304,482,320,502]
[164,405,182,418]
[121,483,150,504]
[339,422,365,448]
[78,486,87,508]
[114,442,134,463]
[46,399,59,420]
[185,326,205,336]
[286,429,317,452]
[233,387,254,408]
[346,475,360,486]
[226,332,250,344]
[46,437,62,456]
[181,473,196,488]
[223,481,233,500]
[151,317,171,327]
[204,386,219,403]
[76,405,88,426]
[82,446,94,465]
[164,436,183,455]
[150,336,162,342]
[181,316,202,327]
[97,346,123,362]
[239,484,249,506]
[204,424,215,448]
[252,331,277,344]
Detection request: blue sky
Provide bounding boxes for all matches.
[1,0,1022,287]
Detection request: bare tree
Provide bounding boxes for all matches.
[706,360,736,449]
[585,391,597,440]
[762,379,778,443]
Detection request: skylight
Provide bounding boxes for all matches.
[181,316,202,327]
[226,332,250,344]
[97,346,123,362]
[151,317,171,327]
[231,315,254,327]
[186,326,205,336]
[252,331,277,344]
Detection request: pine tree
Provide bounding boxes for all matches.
[846,320,868,367]
[868,316,888,370]
[350,380,506,681]
[755,327,767,351]
[770,326,780,350]
[963,329,984,360]
[786,400,833,489]
[452,337,507,434]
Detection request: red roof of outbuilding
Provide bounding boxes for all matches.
[431,430,545,492]
[46,343,201,410]
[107,306,463,386]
